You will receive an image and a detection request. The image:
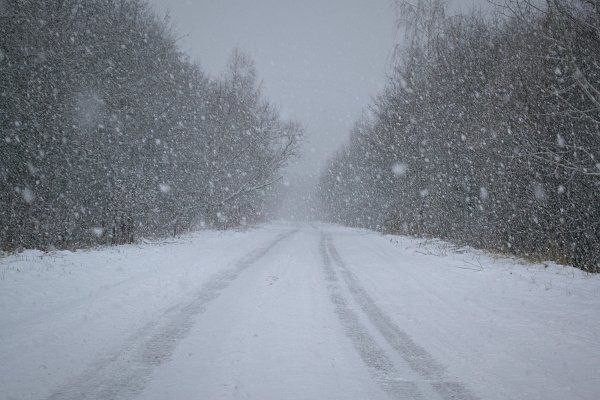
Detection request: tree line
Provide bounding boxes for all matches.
[1,0,301,250]
[318,0,599,272]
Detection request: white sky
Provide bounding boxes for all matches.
[149,0,396,165]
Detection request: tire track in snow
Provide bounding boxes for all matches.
[46,229,297,400]
[320,235,423,400]
[323,232,479,400]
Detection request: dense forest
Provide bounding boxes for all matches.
[318,0,599,271]
[1,0,598,273]
[0,0,301,250]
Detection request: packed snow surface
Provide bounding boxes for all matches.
[1,223,599,400]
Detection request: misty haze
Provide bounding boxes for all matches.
[1,1,599,399]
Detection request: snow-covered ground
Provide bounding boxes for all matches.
[1,222,599,400]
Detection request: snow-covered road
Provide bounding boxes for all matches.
[2,223,599,400]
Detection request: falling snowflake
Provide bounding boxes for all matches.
[532,182,547,201]
[20,187,35,204]
[479,187,489,201]
[391,162,408,177]
[158,183,171,193]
